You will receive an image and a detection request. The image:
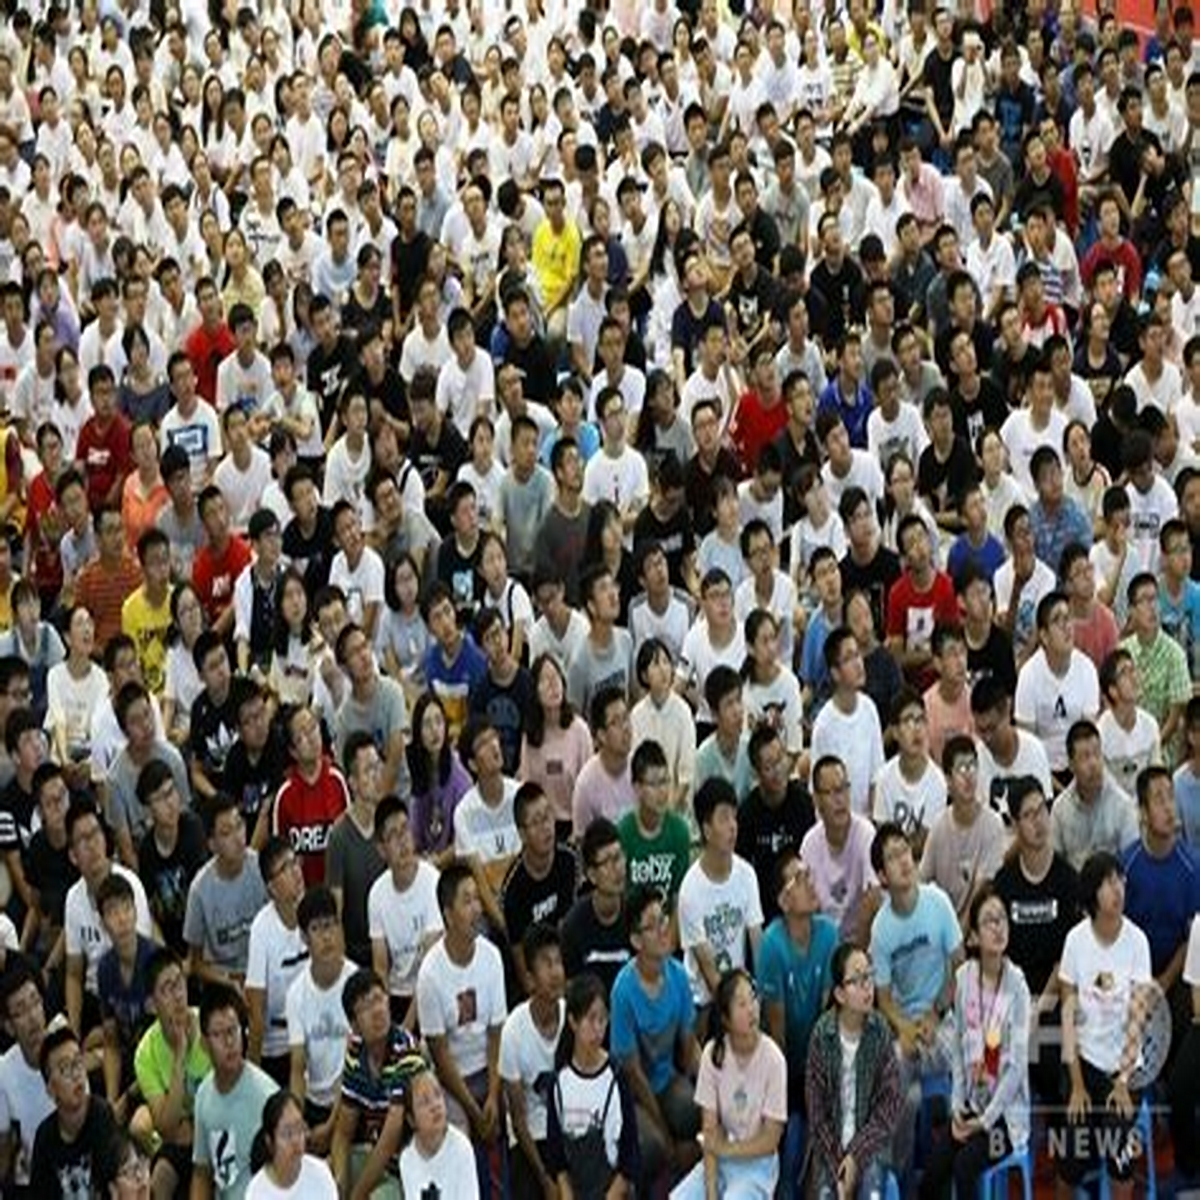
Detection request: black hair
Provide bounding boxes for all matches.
[555,972,608,1070]
[1078,850,1124,919]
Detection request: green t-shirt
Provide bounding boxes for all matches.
[134,1011,213,1122]
[618,809,691,904]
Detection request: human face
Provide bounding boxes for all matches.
[725,975,760,1038]
[409,1070,449,1143]
[69,812,107,876]
[151,962,188,1023]
[1069,734,1104,795]
[267,849,305,907]
[1143,773,1177,840]
[1129,583,1160,638]
[469,726,504,779]
[4,979,45,1052]
[895,703,929,758]
[210,807,246,866]
[1041,600,1073,657]
[518,794,556,859]
[587,839,626,897]
[1095,868,1125,920]
[101,895,138,949]
[831,635,865,691]
[572,996,609,1056]
[289,708,324,768]
[1015,789,1050,852]
[814,764,851,833]
[352,981,392,1045]
[46,1041,89,1115]
[837,950,875,1014]
[973,895,1009,957]
[948,751,979,805]
[448,875,483,937]
[124,698,156,752]
[702,800,738,854]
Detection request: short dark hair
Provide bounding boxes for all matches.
[694,777,737,839]
[199,981,248,1036]
[1078,850,1124,919]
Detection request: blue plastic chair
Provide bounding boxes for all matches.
[1080,1096,1157,1200]
[976,1141,1034,1200]
[884,1170,902,1200]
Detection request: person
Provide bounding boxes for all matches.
[972,674,1054,824]
[285,886,354,1155]
[329,968,421,1200]
[572,685,638,838]
[29,1025,119,1197]
[245,1091,338,1200]
[560,818,633,995]
[191,982,279,1200]
[415,861,507,1197]
[0,962,55,1196]
[367,794,443,1026]
[873,686,947,857]
[617,738,691,913]
[397,1066,480,1200]
[498,923,567,1200]
[678,778,764,1017]
[1056,851,1155,1200]
[918,885,1032,1199]
[805,943,903,1200]
[869,821,965,1171]
[668,967,786,1199]
[545,973,639,1199]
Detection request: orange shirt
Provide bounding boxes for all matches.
[75,553,144,652]
[122,473,170,552]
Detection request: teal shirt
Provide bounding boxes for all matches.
[694,731,754,804]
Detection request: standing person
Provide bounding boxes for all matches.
[245,838,309,1088]
[805,944,903,1200]
[668,968,786,1200]
[191,983,279,1200]
[918,886,1032,1200]
[545,974,640,1200]
[1056,852,1155,1200]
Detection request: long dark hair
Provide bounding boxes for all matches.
[555,973,608,1071]
[708,968,756,1069]
[583,500,622,566]
[250,1089,303,1174]
[407,692,452,795]
[634,369,676,452]
[524,654,577,748]
[740,609,778,682]
[829,942,867,1010]
[273,566,311,657]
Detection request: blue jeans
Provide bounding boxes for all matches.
[780,1112,805,1200]
[669,1153,779,1199]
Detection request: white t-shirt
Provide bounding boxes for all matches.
[499,998,565,1145]
[245,1155,338,1200]
[415,936,507,1078]
[215,351,273,415]
[1097,708,1163,800]
[1060,916,1152,1074]
[1014,648,1100,772]
[322,436,372,509]
[810,695,886,817]
[678,854,764,1004]
[873,756,948,839]
[45,661,109,761]
[245,904,310,1059]
[993,557,1056,659]
[1125,477,1179,575]
[677,622,746,724]
[867,402,928,472]
[436,351,495,440]
[161,400,222,491]
[1000,408,1068,495]
[329,546,385,630]
[213,447,273,532]
[399,1126,479,1199]
[0,1040,54,1186]
[285,961,356,1108]
[367,861,443,998]
[582,446,650,517]
[64,865,153,991]
[453,779,521,864]
[976,728,1053,824]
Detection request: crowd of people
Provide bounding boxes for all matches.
[0,0,1197,1195]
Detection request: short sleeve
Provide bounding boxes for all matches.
[609,977,636,1062]
[1183,920,1200,987]
[498,1013,522,1084]
[415,960,446,1038]
[756,933,783,1004]
[285,978,305,1048]
[183,875,204,949]
[245,917,267,990]
[693,1044,718,1114]
[1058,927,1080,988]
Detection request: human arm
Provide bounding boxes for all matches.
[66,951,84,1034]
[189,1165,213,1200]
[245,985,266,1065]
[503,1077,557,1197]
[349,1101,406,1200]
[329,1101,358,1197]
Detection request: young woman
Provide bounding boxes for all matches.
[673,969,787,1199]
[121,423,169,550]
[0,579,64,721]
[161,582,206,744]
[583,500,637,625]
[456,416,505,531]
[881,452,939,561]
[222,227,265,319]
[546,973,638,1200]
[806,944,903,1200]
[633,369,695,471]
[246,1091,337,1199]
[406,691,472,864]
[377,554,429,699]
[978,428,1028,541]
[45,605,107,782]
[398,1067,479,1199]
[919,885,1031,1200]
[520,653,593,840]
[697,476,751,591]
[742,610,804,761]
[1056,852,1154,1200]
[1062,419,1110,534]
[268,568,317,707]
[118,326,170,426]
[477,532,533,664]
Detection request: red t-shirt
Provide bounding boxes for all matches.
[729,390,789,475]
[25,470,63,595]
[885,569,960,681]
[185,322,236,405]
[76,413,132,511]
[192,535,252,625]
[272,759,350,885]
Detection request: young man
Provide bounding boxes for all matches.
[415,861,507,1195]
[190,487,251,637]
[183,793,268,989]
[885,513,959,686]
[421,582,488,745]
[29,1026,118,1197]
[618,738,691,911]
[810,627,885,816]
[610,885,702,1190]
[0,964,55,1195]
[678,778,764,1015]
[499,923,568,1199]
[286,886,355,1154]
[920,734,1007,921]
[1097,648,1164,797]
[74,504,144,651]
[330,969,420,1200]
[132,948,212,1200]
[560,818,632,994]
[122,527,174,695]
[572,685,637,839]
[155,444,207,583]
[676,569,744,733]
[367,794,443,1027]
[469,606,534,777]
[501,783,578,996]
[63,797,153,1038]
[566,563,635,716]
[873,687,947,858]
[187,631,238,801]
[869,822,965,1171]
[224,679,288,847]
[230,509,285,675]
[190,982,279,1200]
[245,837,308,1088]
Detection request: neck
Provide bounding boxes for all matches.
[979,951,1003,985]
[839,1006,865,1034]
[1021,841,1053,878]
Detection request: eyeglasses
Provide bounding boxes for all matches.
[592,849,625,871]
[952,759,979,775]
[53,1053,87,1081]
[270,854,301,882]
[638,911,670,935]
[118,1157,151,1183]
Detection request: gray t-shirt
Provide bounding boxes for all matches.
[324,812,387,966]
[565,628,634,717]
[192,1061,278,1199]
[109,739,193,844]
[500,465,555,578]
[183,850,268,975]
[156,502,207,582]
[333,676,410,794]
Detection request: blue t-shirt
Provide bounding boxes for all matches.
[1174,763,1200,846]
[422,634,488,741]
[610,957,696,1095]
[756,913,838,1079]
[946,533,1007,585]
[869,884,962,1019]
[97,934,158,1052]
[1121,838,1200,976]
[1159,579,1200,678]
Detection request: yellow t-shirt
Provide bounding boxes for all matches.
[532,218,582,313]
[122,586,173,696]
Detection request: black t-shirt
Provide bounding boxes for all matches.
[808,257,866,349]
[839,546,902,636]
[670,298,725,378]
[391,231,432,321]
[992,853,1079,997]
[632,505,696,590]
[188,689,240,789]
[24,828,79,929]
[137,810,210,955]
[408,421,469,532]
[534,504,591,607]
[922,47,956,124]
[727,267,781,340]
[1109,129,1161,212]
[29,1097,118,1199]
[351,364,409,427]
[966,624,1018,697]
[950,377,1009,447]
[283,506,336,596]
[560,895,631,996]
[776,426,822,529]
[504,335,558,407]
[735,782,816,924]
[502,846,580,952]
[470,667,535,777]
[917,436,981,514]
[222,731,290,831]
[991,346,1035,411]
[434,534,483,619]
[342,289,392,344]
[684,448,742,538]
[306,335,356,433]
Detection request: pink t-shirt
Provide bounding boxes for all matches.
[1073,605,1121,673]
[520,716,595,826]
[695,1032,788,1144]
[571,754,637,839]
[923,683,975,765]
[800,813,879,938]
